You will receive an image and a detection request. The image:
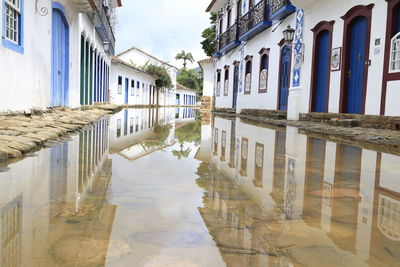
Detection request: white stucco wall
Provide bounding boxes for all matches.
[117,48,178,105]
[208,0,400,117]
[176,88,197,106]
[0,0,113,111]
[110,61,156,105]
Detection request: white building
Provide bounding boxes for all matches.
[176,83,197,106]
[204,0,400,120]
[115,46,179,106]
[0,0,122,112]
[110,57,157,105]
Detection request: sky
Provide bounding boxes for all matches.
[115,0,211,69]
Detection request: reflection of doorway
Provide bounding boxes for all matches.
[271,131,286,204]
[50,142,69,218]
[330,144,362,253]
[303,138,326,227]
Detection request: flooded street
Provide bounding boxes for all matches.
[0,108,399,266]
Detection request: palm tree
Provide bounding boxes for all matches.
[175,50,195,68]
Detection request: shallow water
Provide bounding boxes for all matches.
[0,108,399,266]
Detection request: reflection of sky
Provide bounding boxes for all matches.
[116,0,210,69]
[108,141,226,266]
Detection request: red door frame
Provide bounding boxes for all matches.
[309,21,335,112]
[339,4,374,114]
[380,0,400,115]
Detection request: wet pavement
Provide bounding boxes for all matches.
[0,108,399,266]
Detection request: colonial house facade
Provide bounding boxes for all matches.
[110,57,157,105]
[115,46,179,106]
[0,0,121,112]
[176,83,197,106]
[204,0,400,120]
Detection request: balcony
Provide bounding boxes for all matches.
[90,4,116,55]
[270,0,296,21]
[218,23,240,55]
[239,0,272,42]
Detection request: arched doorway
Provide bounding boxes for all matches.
[311,21,334,113]
[278,44,291,111]
[51,3,69,107]
[340,5,373,114]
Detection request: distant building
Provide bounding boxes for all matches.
[110,57,157,105]
[114,46,179,106]
[203,0,400,119]
[176,83,197,106]
[0,0,122,112]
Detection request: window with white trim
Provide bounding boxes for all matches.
[244,58,252,94]
[4,0,21,44]
[259,53,269,92]
[390,32,400,73]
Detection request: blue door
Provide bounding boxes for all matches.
[125,78,129,104]
[313,30,330,112]
[51,6,69,107]
[279,46,291,110]
[233,65,239,108]
[345,17,367,114]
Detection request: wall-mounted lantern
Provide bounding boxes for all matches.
[283,25,295,43]
[103,41,110,54]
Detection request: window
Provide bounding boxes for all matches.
[135,116,139,132]
[116,119,121,137]
[118,76,122,94]
[259,48,269,93]
[244,56,253,94]
[224,67,229,96]
[137,81,140,88]
[227,9,232,28]
[390,33,400,72]
[131,80,135,95]
[2,0,23,53]
[219,18,223,35]
[216,70,221,96]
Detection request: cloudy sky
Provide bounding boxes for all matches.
[115,0,211,69]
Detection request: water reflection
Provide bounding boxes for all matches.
[0,108,399,266]
[206,116,400,266]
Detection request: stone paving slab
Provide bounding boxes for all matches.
[0,107,112,163]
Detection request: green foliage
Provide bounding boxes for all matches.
[177,68,203,98]
[140,61,173,89]
[172,121,201,159]
[140,123,172,151]
[201,13,217,57]
[175,50,195,68]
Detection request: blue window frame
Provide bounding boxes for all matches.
[137,81,140,88]
[2,0,24,53]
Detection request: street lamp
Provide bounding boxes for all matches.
[283,25,295,43]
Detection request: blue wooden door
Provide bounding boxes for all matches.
[314,30,330,112]
[51,8,69,107]
[279,46,291,110]
[233,66,239,108]
[346,17,367,114]
[125,78,129,104]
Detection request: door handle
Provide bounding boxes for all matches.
[347,70,351,78]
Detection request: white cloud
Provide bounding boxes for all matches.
[115,0,211,69]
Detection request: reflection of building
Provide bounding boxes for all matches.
[0,118,114,266]
[109,108,177,159]
[202,115,400,265]
[175,108,197,124]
